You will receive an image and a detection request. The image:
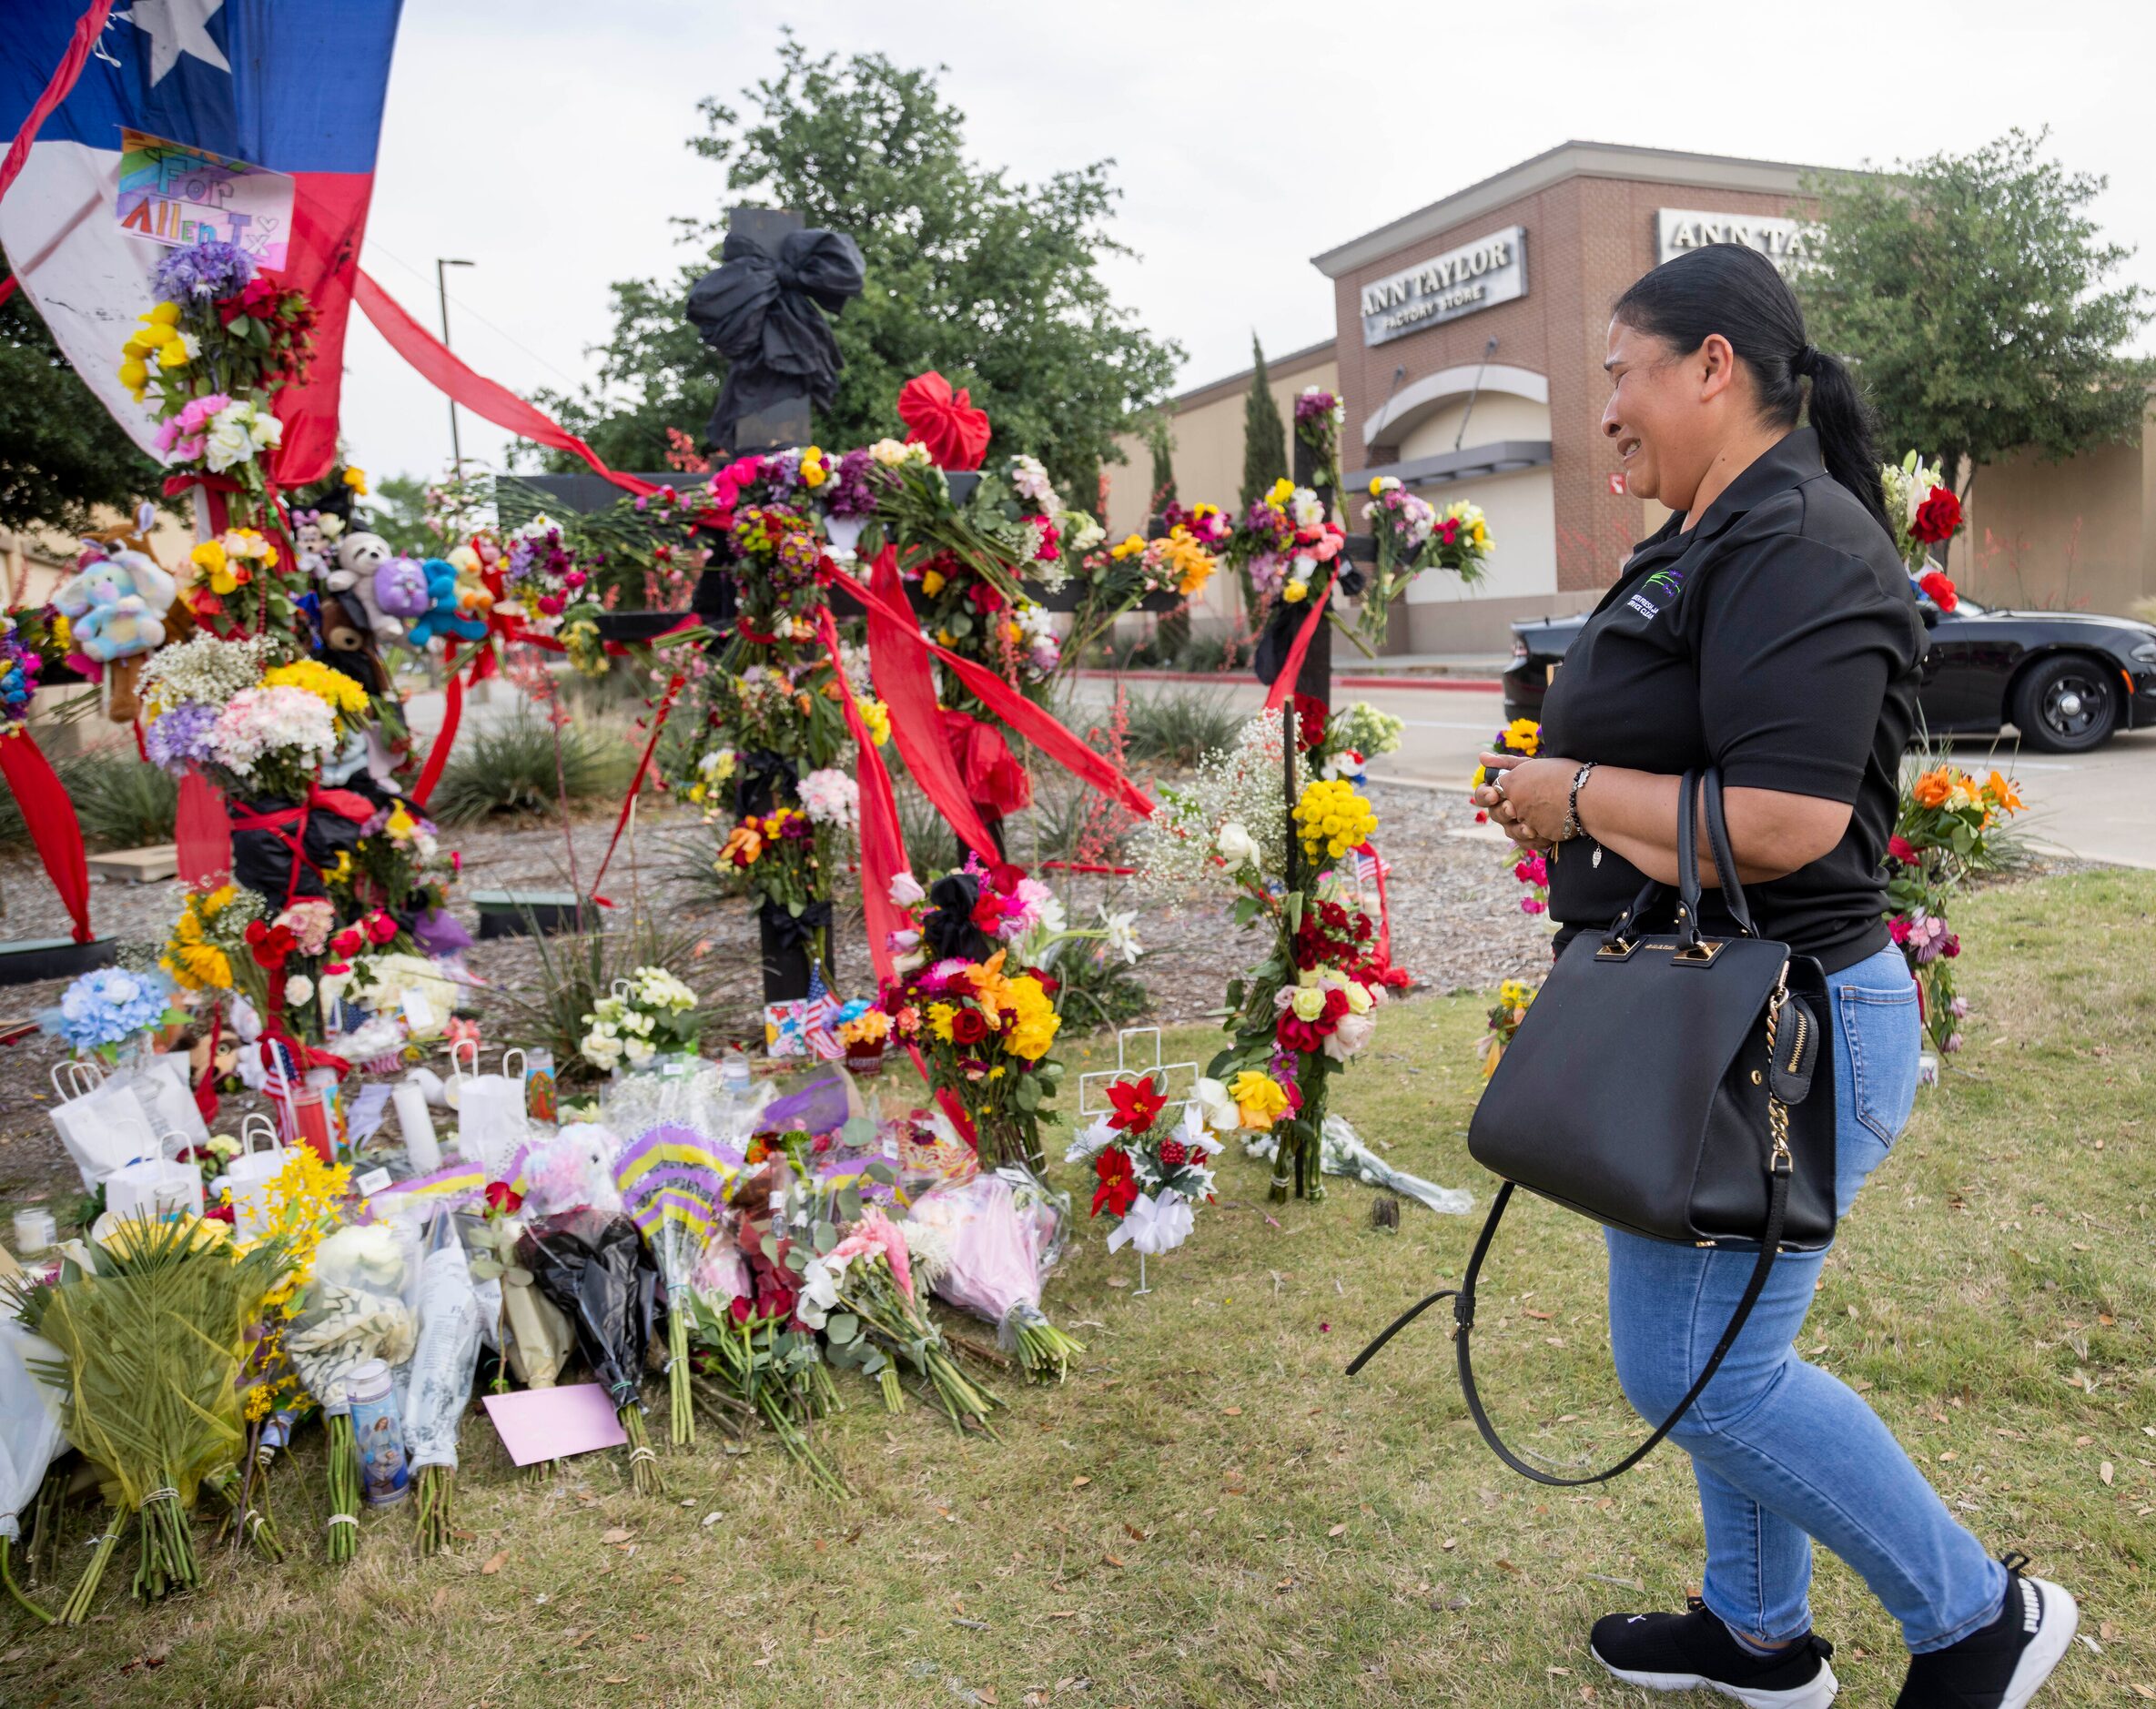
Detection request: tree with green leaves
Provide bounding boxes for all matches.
[531,36,1182,501]
[1240,334,1288,509]
[1801,129,2155,549]
[0,267,164,535]
[361,472,436,556]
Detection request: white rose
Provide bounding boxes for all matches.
[1216,823,1260,870]
[1323,1008,1378,1062]
[889,871,926,907]
[204,416,255,472]
[284,975,314,1007]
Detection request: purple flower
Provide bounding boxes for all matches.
[150,238,257,302]
[145,703,218,774]
[822,448,881,518]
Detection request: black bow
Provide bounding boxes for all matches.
[759,896,834,953]
[732,750,799,819]
[687,227,865,451]
[921,874,994,965]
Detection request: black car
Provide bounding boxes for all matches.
[1503,592,2156,753]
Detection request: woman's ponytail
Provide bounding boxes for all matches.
[1614,245,1890,536]
[1792,345,1889,535]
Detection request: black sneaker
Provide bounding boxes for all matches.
[1592,1596,1839,1707]
[1896,1555,2078,1708]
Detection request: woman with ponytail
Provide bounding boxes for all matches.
[1473,243,2078,1709]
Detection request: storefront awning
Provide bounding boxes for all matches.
[1344,439,1553,491]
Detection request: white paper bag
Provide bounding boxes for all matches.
[116,1051,210,1154]
[48,1075,161,1190]
[104,1155,206,1224]
[224,1116,289,1240]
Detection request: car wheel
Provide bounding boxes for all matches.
[2009,654,2118,753]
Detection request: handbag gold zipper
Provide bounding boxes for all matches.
[1784,1011,1807,1077]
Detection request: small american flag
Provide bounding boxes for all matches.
[1350,847,1388,889]
[803,966,845,1060]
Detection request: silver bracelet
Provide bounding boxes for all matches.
[1561,762,1599,842]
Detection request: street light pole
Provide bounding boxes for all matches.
[437,258,475,478]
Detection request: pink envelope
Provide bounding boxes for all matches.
[481,1382,629,1467]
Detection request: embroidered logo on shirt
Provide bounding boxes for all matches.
[1625,566,1686,622]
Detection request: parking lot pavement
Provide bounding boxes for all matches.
[1071,677,2156,870]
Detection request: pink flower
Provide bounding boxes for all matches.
[1888,915,1912,946]
[1520,896,1546,915]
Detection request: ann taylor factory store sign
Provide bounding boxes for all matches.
[1357,225,1526,348]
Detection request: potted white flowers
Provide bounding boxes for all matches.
[580,965,703,1075]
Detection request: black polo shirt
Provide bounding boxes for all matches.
[1540,429,1924,974]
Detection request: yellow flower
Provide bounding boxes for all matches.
[208,563,239,595]
[927,1003,957,1044]
[1110,533,1148,561]
[385,806,418,841]
[203,884,237,915]
[343,467,369,496]
[157,338,191,369]
[861,700,891,747]
[1229,1069,1289,1130]
[922,569,946,597]
[1502,717,1541,757]
[147,301,182,327]
[1282,581,1308,603]
[264,660,369,723]
[936,628,955,647]
[191,539,228,574]
[118,358,149,394]
[1003,975,1061,1061]
[1266,477,1294,507]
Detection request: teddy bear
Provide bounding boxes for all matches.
[403,558,489,649]
[53,501,179,722]
[328,529,392,595]
[345,554,432,644]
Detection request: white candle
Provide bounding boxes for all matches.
[393,1080,440,1172]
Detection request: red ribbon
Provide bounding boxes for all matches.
[175,770,231,888]
[864,548,1001,859]
[587,675,685,908]
[896,371,991,471]
[410,642,491,810]
[0,730,92,942]
[1264,586,1333,714]
[850,565,1157,824]
[352,270,659,500]
[940,709,1032,819]
[0,0,112,210]
[814,605,909,988]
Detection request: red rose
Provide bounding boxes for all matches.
[988,862,1027,895]
[1888,834,1918,865]
[1918,570,1959,614]
[1292,694,1328,750]
[202,1202,235,1226]
[365,911,398,946]
[484,1180,523,1216]
[1277,1013,1327,1053]
[1909,486,1963,545]
[967,581,1006,615]
[1321,987,1351,1024]
[1105,1074,1166,1133]
[950,1007,990,1047]
[1091,1147,1139,1219]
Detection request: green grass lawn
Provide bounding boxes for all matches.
[5,871,2152,1706]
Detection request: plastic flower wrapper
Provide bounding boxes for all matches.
[402,1212,484,1555]
[1241,1113,1472,1216]
[11,1217,288,1621]
[519,1211,664,1493]
[285,1224,417,1564]
[506,1122,625,1219]
[612,1126,733,1446]
[905,1168,1083,1382]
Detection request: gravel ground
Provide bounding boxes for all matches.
[0,776,2077,1214]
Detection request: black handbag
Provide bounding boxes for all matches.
[1348,768,1835,1485]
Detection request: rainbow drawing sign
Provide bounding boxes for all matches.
[116,129,294,271]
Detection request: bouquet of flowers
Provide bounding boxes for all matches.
[865,440,1036,606]
[580,965,703,1074]
[11,1217,290,1621]
[1293,386,1347,500]
[1469,717,1553,914]
[521,1212,664,1491]
[1881,450,1965,611]
[717,804,844,983]
[1064,1072,1221,1259]
[162,880,271,1013]
[284,1223,418,1563]
[1133,711,1398,1201]
[0,605,66,733]
[1357,478,1492,652]
[1885,759,2025,1057]
[879,861,1069,1170]
[403,1212,485,1555]
[905,1168,1080,1381]
[796,1207,1003,1433]
[1228,479,1347,610]
[906,550,1064,701]
[1479,977,1536,1077]
[37,966,182,1065]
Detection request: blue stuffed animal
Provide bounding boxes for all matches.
[402,557,488,649]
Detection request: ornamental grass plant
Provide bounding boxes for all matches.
[427,712,639,826]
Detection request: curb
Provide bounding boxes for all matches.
[1076,669,1506,694]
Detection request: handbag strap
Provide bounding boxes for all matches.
[1603,767,1757,949]
[1699,764,1756,935]
[1348,1168,1789,1485]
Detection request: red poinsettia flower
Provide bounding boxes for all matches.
[1091,1146,1139,1219]
[1909,486,1963,545]
[1105,1074,1166,1134]
[484,1180,523,1216]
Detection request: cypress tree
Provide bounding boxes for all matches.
[1147,417,1178,514]
[1240,333,1289,510]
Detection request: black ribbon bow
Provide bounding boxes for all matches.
[758,896,835,953]
[687,227,865,451]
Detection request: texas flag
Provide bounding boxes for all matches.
[0,1,405,488]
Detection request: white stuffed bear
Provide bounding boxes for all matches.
[328,529,392,594]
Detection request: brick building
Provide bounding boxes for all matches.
[1110,139,2156,654]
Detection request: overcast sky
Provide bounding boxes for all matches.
[342,0,2156,487]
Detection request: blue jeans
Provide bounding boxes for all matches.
[1605,946,2006,1653]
